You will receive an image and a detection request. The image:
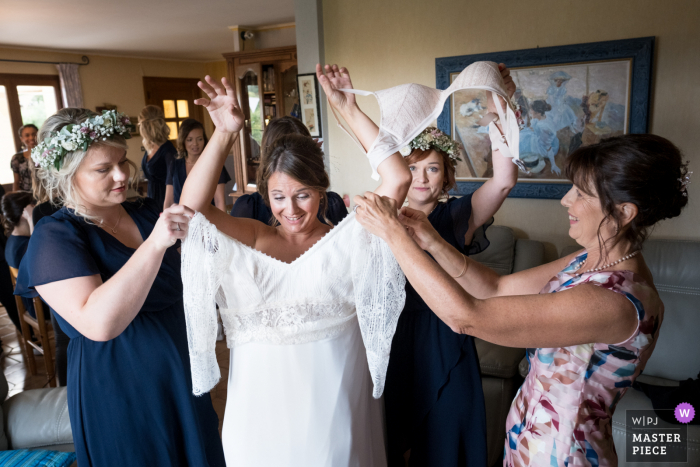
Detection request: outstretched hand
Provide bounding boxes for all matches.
[195,76,244,134]
[316,64,357,116]
[487,63,516,114]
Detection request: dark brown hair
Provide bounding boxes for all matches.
[177,118,208,159]
[257,134,331,226]
[565,134,689,261]
[260,117,311,161]
[2,192,34,235]
[405,148,457,198]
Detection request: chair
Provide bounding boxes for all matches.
[8,267,55,388]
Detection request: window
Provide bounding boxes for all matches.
[0,74,62,184]
[142,77,203,141]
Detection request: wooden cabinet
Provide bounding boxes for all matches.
[223,46,299,200]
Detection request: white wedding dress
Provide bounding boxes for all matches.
[181,212,406,466]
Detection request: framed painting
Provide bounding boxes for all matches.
[296,73,322,138]
[435,37,654,199]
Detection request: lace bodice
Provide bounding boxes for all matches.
[181,212,406,398]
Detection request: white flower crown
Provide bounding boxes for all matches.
[32,110,134,170]
[399,127,462,165]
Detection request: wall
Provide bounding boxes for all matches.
[322,0,700,259]
[0,46,228,181]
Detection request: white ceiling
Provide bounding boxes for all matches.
[1,0,295,61]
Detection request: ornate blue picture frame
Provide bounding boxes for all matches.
[436,37,654,199]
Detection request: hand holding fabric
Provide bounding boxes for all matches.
[316,64,358,117]
[398,207,443,251]
[353,192,403,240]
[148,204,194,251]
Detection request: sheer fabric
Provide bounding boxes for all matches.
[181,211,406,397]
[331,61,520,179]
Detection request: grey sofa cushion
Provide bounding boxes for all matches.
[640,240,700,381]
[475,339,525,379]
[4,387,72,450]
[470,226,516,276]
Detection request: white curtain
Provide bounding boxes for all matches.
[56,63,84,108]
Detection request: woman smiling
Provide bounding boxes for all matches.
[354,134,689,466]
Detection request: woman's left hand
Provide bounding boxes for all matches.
[487,63,516,114]
[195,76,245,134]
[353,192,403,240]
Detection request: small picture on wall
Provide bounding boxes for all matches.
[451,60,631,180]
[297,73,322,137]
[304,108,317,134]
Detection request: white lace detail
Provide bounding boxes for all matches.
[181,212,406,398]
[181,212,234,396]
[221,301,358,346]
[351,223,406,398]
[332,61,519,181]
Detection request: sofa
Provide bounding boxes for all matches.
[470,225,546,467]
[556,239,700,466]
[0,368,73,456]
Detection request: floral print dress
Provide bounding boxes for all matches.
[504,252,663,467]
[11,152,32,192]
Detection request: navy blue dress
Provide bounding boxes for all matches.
[231,191,348,226]
[384,195,491,467]
[15,198,225,467]
[142,141,177,211]
[166,158,231,206]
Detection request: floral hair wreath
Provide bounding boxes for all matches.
[32,110,135,171]
[400,127,463,166]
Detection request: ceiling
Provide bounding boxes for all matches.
[1,0,295,61]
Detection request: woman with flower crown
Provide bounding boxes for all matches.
[14,108,225,467]
[317,63,518,466]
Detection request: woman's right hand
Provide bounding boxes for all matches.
[399,207,443,251]
[147,204,195,251]
[316,64,358,116]
[195,76,245,134]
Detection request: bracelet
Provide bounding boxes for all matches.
[452,254,468,278]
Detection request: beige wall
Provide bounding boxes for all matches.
[0,46,226,169]
[322,0,700,260]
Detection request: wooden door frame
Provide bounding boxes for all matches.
[0,73,63,152]
[142,76,205,125]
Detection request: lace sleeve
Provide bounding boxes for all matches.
[351,222,406,398]
[181,213,234,395]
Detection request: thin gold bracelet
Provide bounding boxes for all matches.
[452,254,468,278]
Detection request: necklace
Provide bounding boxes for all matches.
[100,207,123,234]
[576,250,640,276]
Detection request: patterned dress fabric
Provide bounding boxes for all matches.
[504,252,664,467]
[10,152,32,192]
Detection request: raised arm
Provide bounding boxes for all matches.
[354,193,637,349]
[467,64,518,237]
[317,64,411,203]
[179,76,259,247]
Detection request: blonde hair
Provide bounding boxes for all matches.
[138,105,170,152]
[36,108,138,222]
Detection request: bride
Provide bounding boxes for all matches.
[179,68,411,466]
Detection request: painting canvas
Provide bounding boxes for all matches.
[452,60,631,181]
[435,37,654,198]
[297,73,322,137]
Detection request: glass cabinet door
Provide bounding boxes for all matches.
[280,64,300,119]
[239,70,264,189]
